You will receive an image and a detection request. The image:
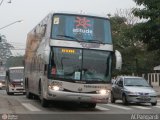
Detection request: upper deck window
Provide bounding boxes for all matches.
[51,14,112,44]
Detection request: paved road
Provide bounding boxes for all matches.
[0,90,160,120]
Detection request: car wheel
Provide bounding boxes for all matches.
[122,94,128,105]
[151,101,157,106]
[111,92,116,103]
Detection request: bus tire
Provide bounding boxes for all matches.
[41,98,49,107]
[88,103,96,108]
[6,87,13,95]
[39,81,49,107]
[26,91,32,99]
[7,92,13,95]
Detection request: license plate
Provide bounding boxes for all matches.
[140,96,151,101]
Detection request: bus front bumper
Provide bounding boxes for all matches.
[46,90,109,103]
[9,86,25,93]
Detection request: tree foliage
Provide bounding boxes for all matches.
[5,56,24,68]
[0,34,13,65]
[110,8,159,76]
[132,0,160,51]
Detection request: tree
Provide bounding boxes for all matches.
[132,0,160,51]
[109,9,153,75]
[0,34,14,65]
[110,15,140,75]
[5,56,24,68]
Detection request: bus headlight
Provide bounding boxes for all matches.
[97,89,110,95]
[48,85,63,91]
[53,86,60,91]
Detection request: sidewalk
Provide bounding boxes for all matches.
[153,86,160,97]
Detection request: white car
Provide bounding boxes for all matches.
[111,76,157,106]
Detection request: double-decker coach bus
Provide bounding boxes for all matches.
[6,67,25,95]
[24,12,122,108]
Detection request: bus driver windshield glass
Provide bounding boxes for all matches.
[49,47,112,83]
[51,14,112,44]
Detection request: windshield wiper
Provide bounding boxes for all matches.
[134,85,145,87]
[85,78,104,81]
[89,40,105,44]
[56,35,78,40]
[124,85,135,86]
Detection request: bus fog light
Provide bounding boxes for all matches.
[49,85,60,91]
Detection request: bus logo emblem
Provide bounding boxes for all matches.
[75,17,91,29]
[78,87,82,92]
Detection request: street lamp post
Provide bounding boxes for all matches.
[0,20,23,31]
[0,0,11,6]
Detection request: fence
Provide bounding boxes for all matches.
[142,73,160,87]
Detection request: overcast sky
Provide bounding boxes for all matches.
[0,0,136,55]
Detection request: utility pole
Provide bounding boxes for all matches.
[0,20,23,31]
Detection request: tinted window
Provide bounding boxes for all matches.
[48,47,112,83]
[51,14,112,44]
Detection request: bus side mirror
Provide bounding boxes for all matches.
[6,71,8,76]
[115,50,122,70]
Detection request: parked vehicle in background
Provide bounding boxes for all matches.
[0,67,6,90]
[111,76,157,106]
[0,75,6,89]
[24,12,122,108]
[6,66,25,95]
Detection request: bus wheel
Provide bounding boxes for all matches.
[6,88,13,95]
[41,98,49,107]
[7,92,13,95]
[88,103,96,108]
[26,91,32,99]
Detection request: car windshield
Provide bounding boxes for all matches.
[124,78,150,87]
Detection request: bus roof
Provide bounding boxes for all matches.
[9,66,24,70]
[51,11,109,19]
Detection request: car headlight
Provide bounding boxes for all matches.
[125,91,138,95]
[0,83,2,86]
[97,89,110,95]
[149,91,157,96]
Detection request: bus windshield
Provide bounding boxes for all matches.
[0,76,5,80]
[51,14,112,44]
[9,69,24,80]
[48,47,112,83]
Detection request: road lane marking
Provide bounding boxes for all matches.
[96,106,110,111]
[131,106,151,110]
[154,106,160,109]
[22,103,41,111]
[105,104,132,110]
